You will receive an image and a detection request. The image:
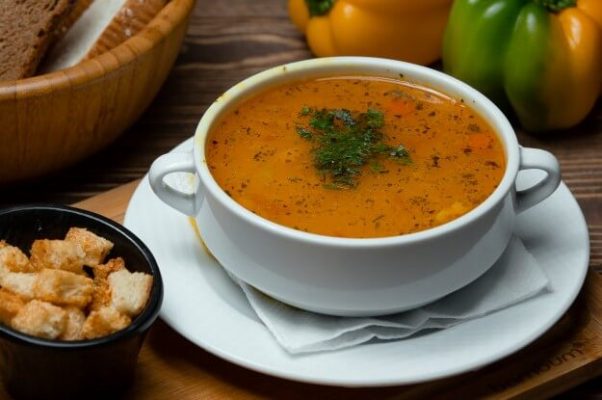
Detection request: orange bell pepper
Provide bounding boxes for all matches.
[288,0,453,65]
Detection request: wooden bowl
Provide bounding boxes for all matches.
[0,0,195,184]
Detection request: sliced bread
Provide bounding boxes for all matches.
[0,0,76,80]
[52,0,95,43]
[41,0,168,72]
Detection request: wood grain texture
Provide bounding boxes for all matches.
[62,181,602,400]
[0,0,195,183]
[1,0,602,398]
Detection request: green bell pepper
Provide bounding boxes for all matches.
[443,0,602,132]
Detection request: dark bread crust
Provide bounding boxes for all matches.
[52,0,94,43]
[0,0,76,80]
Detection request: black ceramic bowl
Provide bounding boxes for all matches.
[0,205,163,400]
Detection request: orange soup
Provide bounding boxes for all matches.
[206,77,505,238]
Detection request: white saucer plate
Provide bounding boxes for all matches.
[124,138,589,387]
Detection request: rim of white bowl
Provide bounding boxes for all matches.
[193,57,519,248]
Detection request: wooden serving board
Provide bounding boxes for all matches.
[5,180,599,399]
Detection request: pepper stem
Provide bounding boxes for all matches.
[533,0,576,12]
[304,0,336,16]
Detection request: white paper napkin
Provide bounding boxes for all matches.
[231,237,549,354]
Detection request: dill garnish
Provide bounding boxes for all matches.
[296,107,411,188]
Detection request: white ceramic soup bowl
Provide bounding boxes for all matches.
[149,57,560,317]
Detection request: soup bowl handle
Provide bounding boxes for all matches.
[516,147,561,213]
[148,151,203,216]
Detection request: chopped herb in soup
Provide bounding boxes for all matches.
[296,107,411,189]
[206,77,505,238]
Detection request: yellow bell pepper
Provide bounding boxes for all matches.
[288,0,453,65]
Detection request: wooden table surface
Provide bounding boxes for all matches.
[1,0,602,398]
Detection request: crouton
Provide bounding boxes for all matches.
[0,243,34,273]
[61,307,86,341]
[33,268,94,308]
[65,227,113,267]
[0,231,152,342]
[89,257,125,311]
[11,300,67,340]
[81,306,130,340]
[0,272,37,300]
[89,282,111,312]
[0,288,25,324]
[108,269,153,316]
[30,239,86,274]
[93,257,125,280]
